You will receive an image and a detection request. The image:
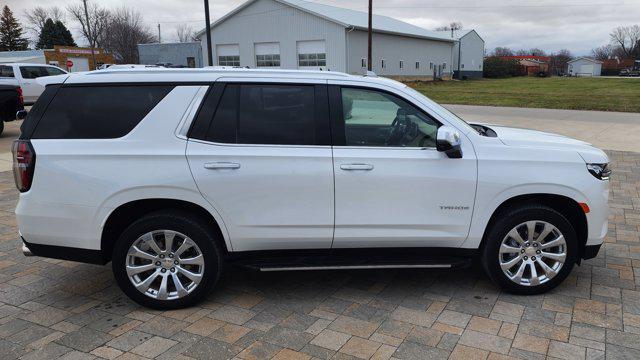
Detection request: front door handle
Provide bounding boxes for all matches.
[204,162,241,170]
[340,163,374,171]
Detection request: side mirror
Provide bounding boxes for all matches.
[16,110,27,120]
[436,126,463,159]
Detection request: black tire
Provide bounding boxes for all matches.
[481,204,577,295]
[112,210,223,309]
[0,121,4,136]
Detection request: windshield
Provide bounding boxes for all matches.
[402,85,477,134]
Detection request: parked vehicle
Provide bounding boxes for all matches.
[15,69,610,309]
[0,63,68,105]
[0,84,26,135]
[620,68,640,77]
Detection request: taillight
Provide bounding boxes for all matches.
[12,140,36,192]
[16,87,24,106]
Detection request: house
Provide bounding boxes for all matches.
[438,29,484,79]
[602,58,636,75]
[498,56,550,76]
[567,57,602,77]
[0,46,114,72]
[196,0,466,80]
[138,42,203,68]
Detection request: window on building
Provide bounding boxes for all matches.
[361,58,367,68]
[298,53,326,67]
[399,60,404,69]
[218,55,240,67]
[415,61,420,69]
[443,62,447,69]
[381,59,386,69]
[205,84,321,146]
[430,62,434,69]
[0,65,14,78]
[256,54,281,67]
[461,64,465,69]
[187,57,196,68]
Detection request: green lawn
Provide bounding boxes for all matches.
[408,77,640,113]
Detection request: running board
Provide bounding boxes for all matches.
[259,263,453,272]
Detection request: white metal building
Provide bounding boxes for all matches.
[197,0,460,79]
[567,57,602,77]
[443,30,485,79]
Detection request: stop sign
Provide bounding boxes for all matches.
[66,60,73,68]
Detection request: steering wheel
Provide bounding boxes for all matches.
[386,109,418,146]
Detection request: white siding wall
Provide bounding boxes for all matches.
[201,0,346,71]
[456,31,484,74]
[346,30,454,77]
[568,59,602,77]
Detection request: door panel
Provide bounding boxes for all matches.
[187,143,334,251]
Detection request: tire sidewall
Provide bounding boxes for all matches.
[482,206,578,295]
[112,212,221,309]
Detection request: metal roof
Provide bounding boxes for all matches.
[196,0,454,42]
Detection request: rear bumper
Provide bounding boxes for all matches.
[21,237,107,265]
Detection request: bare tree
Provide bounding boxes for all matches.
[492,47,514,57]
[549,49,573,75]
[175,24,194,43]
[104,7,155,63]
[591,45,613,61]
[24,6,65,36]
[610,25,640,58]
[67,1,111,48]
[515,49,529,56]
[435,22,463,31]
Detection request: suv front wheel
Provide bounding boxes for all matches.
[112,211,222,309]
[482,204,577,294]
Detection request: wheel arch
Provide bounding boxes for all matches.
[100,198,230,263]
[479,193,588,262]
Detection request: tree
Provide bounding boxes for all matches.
[36,19,76,49]
[0,6,29,51]
[492,47,514,57]
[24,6,64,38]
[67,1,111,48]
[610,25,640,58]
[591,45,613,61]
[483,57,520,78]
[176,24,195,43]
[529,48,547,57]
[549,49,573,75]
[103,7,155,63]
[435,22,463,31]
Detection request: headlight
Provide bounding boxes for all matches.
[587,163,611,181]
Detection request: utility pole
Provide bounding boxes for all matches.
[204,0,213,66]
[157,23,161,43]
[367,0,372,71]
[82,0,97,70]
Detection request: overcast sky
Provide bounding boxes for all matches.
[5,0,640,56]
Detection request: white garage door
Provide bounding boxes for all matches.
[255,42,280,67]
[216,44,240,67]
[297,40,326,70]
[68,57,89,73]
[579,64,594,76]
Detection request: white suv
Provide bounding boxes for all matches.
[14,69,609,309]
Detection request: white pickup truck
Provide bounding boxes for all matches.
[0,63,67,105]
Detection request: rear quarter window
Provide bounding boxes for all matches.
[31,85,173,139]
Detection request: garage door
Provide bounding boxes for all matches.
[297,40,326,70]
[216,44,240,67]
[579,64,594,76]
[255,42,280,68]
[68,57,89,73]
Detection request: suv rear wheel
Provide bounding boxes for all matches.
[482,204,577,294]
[112,211,222,309]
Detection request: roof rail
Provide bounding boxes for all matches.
[87,67,353,78]
[365,70,378,77]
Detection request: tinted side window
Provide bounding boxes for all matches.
[203,84,324,146]
[45,67,66,76]
[19,66,45,79]
[32,86,173,139]
[0,65,14,78]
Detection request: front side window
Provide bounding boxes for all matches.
[256,54,280,67]
[218,55,240,67]
[0,65,14,78]
[341,87,439,148]
[205,84,322,146]
[19,66,47,79]
[298,53,326,67]
[44,67,66,76]
[32,85,173,139]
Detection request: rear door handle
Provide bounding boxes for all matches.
[340,163,374,171]
[204,162,241,170]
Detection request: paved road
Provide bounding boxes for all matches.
[445,105,640,152]
[0,150,637,359]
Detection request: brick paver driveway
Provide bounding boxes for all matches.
[0,150,638,360]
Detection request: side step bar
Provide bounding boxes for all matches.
[259,263,453,272]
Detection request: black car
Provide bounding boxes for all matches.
[0,85,26,135]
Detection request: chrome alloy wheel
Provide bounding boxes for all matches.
[126,230,205,300]
[498,221,567,286]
